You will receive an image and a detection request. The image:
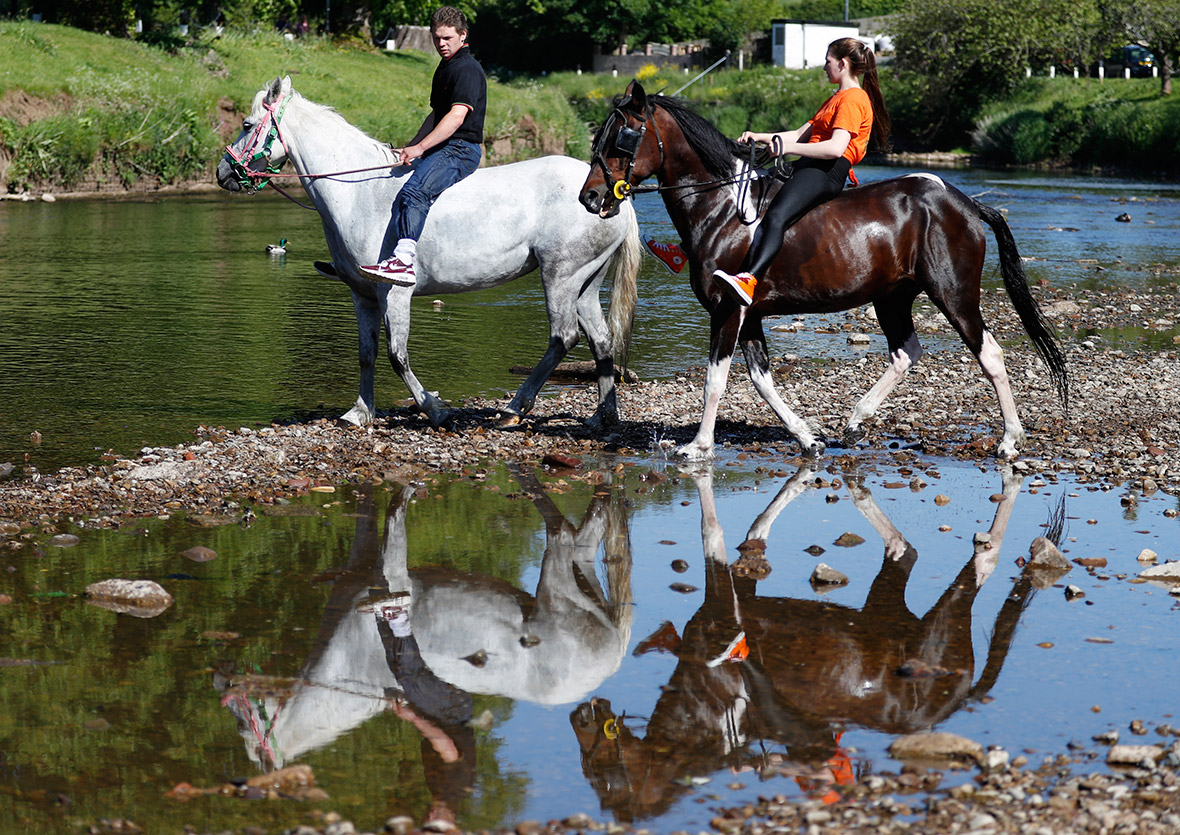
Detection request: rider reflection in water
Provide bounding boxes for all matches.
[647,39,891,307]
[361,6,487,287]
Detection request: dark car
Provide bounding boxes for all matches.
[1110,45,1155,77]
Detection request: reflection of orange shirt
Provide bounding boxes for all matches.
[808,87,873,165]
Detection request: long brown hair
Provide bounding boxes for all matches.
[828,37,891,152]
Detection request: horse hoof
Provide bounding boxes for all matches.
[801,438,826,459]
[497,412,523,429]
[843,426,867,447]
[676,443,713,462]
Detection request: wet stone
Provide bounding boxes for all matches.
[183,546,218,562]
[48,533,79,547]
[810,563,849,586]
[85,579,173,618]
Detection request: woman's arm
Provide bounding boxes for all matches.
[770,127,851,161]
[739,121,812,151]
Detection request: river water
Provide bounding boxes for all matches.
[1,166,1180,833]
[1,165,1179,476]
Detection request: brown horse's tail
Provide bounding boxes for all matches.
[975,201,1070,417]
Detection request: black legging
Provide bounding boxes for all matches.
[743,157,852,277]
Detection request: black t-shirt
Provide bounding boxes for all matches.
[430,45,486,145]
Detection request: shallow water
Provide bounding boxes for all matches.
[2,451,1178,832]
[2,166,1180,832]
[1,167,1178,476]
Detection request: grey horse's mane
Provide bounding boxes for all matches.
[286,89,391,156]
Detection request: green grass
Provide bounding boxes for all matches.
[3,21,1179,191]
[0,21,590,191]
[967,76,1180,170]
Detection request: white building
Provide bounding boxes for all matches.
[771,19,863,69]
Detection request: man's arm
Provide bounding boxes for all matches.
[397,103,471,163]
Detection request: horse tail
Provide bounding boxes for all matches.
[607,203,641,369]
[975,200,1070,417]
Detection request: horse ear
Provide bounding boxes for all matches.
[625,79,647,112]
[266,77,283,104]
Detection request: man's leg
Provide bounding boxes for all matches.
[362,140,481,285]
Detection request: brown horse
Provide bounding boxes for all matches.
[570,462,1047,821]
[579,80,1068,461]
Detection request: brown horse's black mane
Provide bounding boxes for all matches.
[605,93,756,181]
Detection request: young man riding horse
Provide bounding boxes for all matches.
[362,6,487,286]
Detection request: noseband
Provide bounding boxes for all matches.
[591,95,664,201]
[224,91,291,193]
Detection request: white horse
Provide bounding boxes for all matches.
[216,76,640,428]
[218,471,633,771]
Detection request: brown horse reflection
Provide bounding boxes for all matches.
[572,463,1042,821]
[218,466,632,825]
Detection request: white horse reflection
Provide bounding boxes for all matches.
[219,467,632,773]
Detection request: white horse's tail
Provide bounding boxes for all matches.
[608,205,641,367]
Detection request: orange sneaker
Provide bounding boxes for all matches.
[641,234,687,275]
[713,269,757,305]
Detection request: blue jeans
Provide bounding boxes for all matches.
[393,139,482,242]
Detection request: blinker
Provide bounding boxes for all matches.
[615,125,642,156]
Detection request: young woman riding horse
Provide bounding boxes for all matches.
[580,79,1068,461]
[714,37,891,306]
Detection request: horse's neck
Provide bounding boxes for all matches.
[284,98,397,188]
[657,119,750,247]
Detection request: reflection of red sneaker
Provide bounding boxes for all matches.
[633,620,681,655]
[713,269,757,305]
[641,234,687,275]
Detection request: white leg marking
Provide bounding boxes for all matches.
[978,330,1026,459]
[848,332,922,431]
[747,362,820,453]
[679,356,733,460]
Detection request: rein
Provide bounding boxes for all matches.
[598,100,770,223]
[224,90,402,209]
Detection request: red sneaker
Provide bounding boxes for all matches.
[641,234,687,275]
[360,257,416,287]
[713,269,757,305]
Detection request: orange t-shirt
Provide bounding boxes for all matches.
[808,87,873,166]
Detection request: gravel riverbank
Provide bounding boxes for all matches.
[2,281,1179,835]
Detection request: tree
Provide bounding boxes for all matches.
[890,0,1038,142]
[1102,0,1180,94]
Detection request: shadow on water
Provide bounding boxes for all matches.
[3,453,1179,832]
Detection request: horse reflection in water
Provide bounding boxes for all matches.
[218,466,632,826]
[572,463,1047,822]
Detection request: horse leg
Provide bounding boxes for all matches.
[740,317,825,457]
[845,293,923,446]
[932,299,1026,459]
[574,272,619,430]
[340,293,380,426]
[498,315,578,427]
[382,290,450,427]
[678,307,743,460]
[499,263,596,427]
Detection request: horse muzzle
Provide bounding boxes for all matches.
[216,158,243,192]
[579,184,620,219]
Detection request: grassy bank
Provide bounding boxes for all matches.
[3,21,1179,195]
[0,21,586,194]
[540,62,1180,176]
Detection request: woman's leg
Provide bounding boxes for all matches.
[744,163,845,277]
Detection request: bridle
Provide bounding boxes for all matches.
[591,95,665,202]
[592,95,770,223]
[223,91,292,193]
